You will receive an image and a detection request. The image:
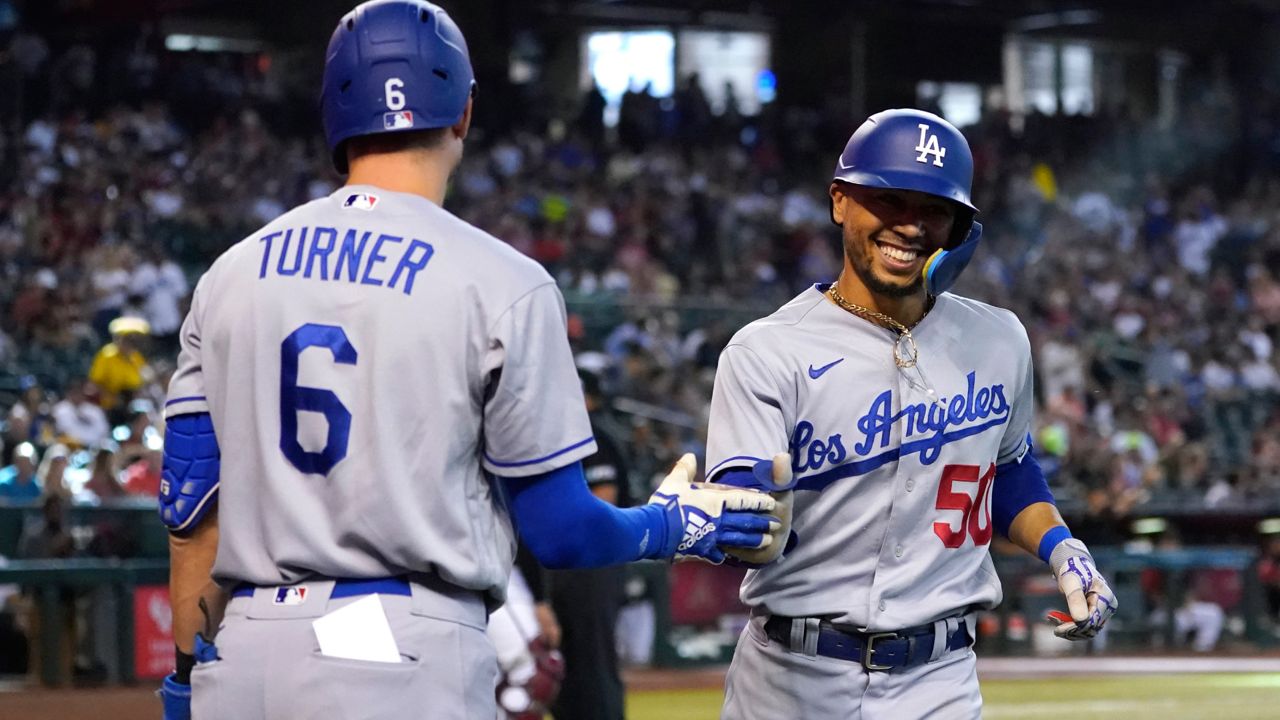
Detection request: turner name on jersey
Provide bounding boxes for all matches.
[256,225,435,296]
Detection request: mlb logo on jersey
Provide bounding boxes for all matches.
[384,110,414,130]
[273,586,309,606]
[343,193,379,211]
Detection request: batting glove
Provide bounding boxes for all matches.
[648,453,779,564]
[1047,538,1118,641]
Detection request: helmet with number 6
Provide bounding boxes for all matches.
[321,0,476,173]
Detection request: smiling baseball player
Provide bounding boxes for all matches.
[707,109,1117,719]
[155,3,782,719]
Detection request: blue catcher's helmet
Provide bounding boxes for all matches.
[831,109,982,294]
[321,0,476,173]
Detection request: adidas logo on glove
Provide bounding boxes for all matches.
[678,515,716,553]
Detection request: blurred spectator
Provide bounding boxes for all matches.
[51,379,110,449]
[1144,530,1228,652]
[87,316,152,416]
[81,447,125,503]
[17,492,73,559]
[4,377,56,448]
[35,443,69,499]
[114,399,160,467]
[129,244,188,349]
[121,433,162,497]
[15,492,79,685]
[1260,536,1280,631]
[0,441,40,501]
[89,244,136,338]
[10,269,57,340]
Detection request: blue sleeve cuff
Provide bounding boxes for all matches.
[991,448,1055,539]
[711,458,796,492]
[503,462,670,568]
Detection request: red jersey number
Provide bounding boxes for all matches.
[932,463,995,548]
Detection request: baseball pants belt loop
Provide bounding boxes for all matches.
[789,617,822,657]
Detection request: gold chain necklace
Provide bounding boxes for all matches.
[826,284,932,369]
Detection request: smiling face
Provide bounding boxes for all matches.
[830,182,957,299]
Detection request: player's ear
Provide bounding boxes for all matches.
[453,95,474,141]
[829,182,847,225]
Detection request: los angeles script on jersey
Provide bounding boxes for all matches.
[791,371,1009,474]
[256,226,434,296]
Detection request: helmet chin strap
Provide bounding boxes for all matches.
[922,221,983,296]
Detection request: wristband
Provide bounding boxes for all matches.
[1037,525,1072,564]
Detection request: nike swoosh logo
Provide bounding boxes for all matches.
[808,358,844,380]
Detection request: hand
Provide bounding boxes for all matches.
[1047,541,1118,641]
[534,601,561,649]
[723,453,796,567]
[648,453,778,564]
[158,673,192,720]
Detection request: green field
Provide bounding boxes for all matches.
[626,673,1280,719]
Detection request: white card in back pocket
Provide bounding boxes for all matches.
[312,594,402,663]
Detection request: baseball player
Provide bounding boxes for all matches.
[707,109,1118,719]
[154,3,783,719]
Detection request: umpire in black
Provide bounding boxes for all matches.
[550,366,632,720]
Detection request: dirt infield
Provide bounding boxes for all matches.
[1,685,160,720]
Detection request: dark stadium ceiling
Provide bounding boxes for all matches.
[20,0,1280,49]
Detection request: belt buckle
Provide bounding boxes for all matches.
[862,631,898,671]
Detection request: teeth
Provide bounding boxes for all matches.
[879,245,918,263]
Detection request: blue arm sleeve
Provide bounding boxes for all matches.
[159,412,221,535]
[503,461,674,569]
[991,447,1056,539]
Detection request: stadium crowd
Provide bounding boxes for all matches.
[0,37,1275,677]
[0,32,1276,528]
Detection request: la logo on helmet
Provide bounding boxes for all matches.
[914,123,947,167]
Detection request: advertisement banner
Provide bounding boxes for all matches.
[134,584,175,680]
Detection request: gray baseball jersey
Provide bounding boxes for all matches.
[165,185,596,600]
[706,285,1033,630]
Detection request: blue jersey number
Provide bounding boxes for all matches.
[280,323,359,475]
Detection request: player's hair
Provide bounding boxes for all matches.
[343,127,452,165]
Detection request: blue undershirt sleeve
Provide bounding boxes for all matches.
[991,448,1056,539]
[502,461,675,569]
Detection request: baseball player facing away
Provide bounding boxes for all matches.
[707,109,1118,719]
[154,2,787,719]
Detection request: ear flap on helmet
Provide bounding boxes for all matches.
[923,221,982,295]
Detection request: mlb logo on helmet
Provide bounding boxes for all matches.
[343,193,379,211]
[383,110,414,130]
[273,586,309,606]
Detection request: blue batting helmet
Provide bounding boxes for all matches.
[321,0,476,173]
[831,109,982,294]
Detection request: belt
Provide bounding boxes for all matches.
[231,577,411,600]
[762,613,972,671]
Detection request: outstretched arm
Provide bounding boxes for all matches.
[503,454,781,568]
